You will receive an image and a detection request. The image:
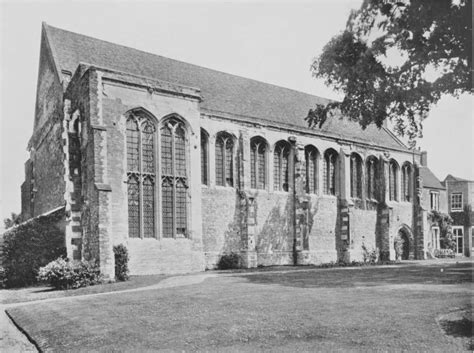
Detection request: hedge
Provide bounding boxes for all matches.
[1,207,66,287]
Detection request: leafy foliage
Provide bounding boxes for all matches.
[2,209,66,287]
[307,0,471,146]
[3,212,21,229]
[393,234,405,260]
[114,244,130,281]
[37,257,102,290]
[361,243,379,264]
[217,252,242,270]
[428,210,455,250]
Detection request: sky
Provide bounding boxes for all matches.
[0,0,472,221]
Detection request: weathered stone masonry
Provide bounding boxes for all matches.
[19,23,436,279]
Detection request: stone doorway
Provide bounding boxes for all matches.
[398,229,410,260]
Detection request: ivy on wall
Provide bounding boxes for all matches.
[427,210,455,251]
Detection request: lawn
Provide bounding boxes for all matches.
[6,262,473,352]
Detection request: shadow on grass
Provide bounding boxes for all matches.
[240,262,473,289]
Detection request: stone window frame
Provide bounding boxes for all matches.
[200,129,209,186]
[304,145,319,195]
[366,155,378,201]
[215,131,236,187]
[323,148,338,196]
[125,109,191,240]
[401,162,412,202]
[273,140,291,192]
[452,225,464,254]
[126,110,159,239]
[350,152,363,199]
[429,190,439,211]
[388,159,399,202]
[250,136,268,190]
[450,192,463,211]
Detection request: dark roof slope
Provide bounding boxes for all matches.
[420,166,445,190]
[444,174,471,183]
[44,23,407,150]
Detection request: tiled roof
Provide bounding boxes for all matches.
[44,23,408,150]
[420,166,445,190]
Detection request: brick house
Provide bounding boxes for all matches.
[20,23,439,279]
[443,174,474,257]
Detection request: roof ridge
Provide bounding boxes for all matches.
[44,23,329,101]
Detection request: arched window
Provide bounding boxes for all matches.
[126,113,157,238]
[323,149,338,195]
[201,129,209,185]
[161,117,188,238]
[401,163,412,202]
[305,145,318,194]
[273,140,290,191]
[215,132,234,187]
[250,137,267,189]
[389,160,399,201]
[366,156,378,200]
[350,153,363,199]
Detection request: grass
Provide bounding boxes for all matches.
[5,262,473,352]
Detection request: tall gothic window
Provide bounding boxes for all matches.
[126,113,156,238]
[161,118,188,238]
[350,153,363,199]
[305,145,318,194]
[273,140,290,191]
[250,137,267,189]
[323,149,338,195]
[401,163,411,202]
[215,132,234,187]
[201,129,209,185]
[389,160,398,201]
[366,156,378,200]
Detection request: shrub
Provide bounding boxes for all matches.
[217,252,241,270]
[37,257,101,290]
[114,244,129,281]
[0,266,7,288]
[362,243,379,264]
[2,208,66,287]
[393,235,404,260]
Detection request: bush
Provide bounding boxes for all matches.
[114,244,129,281]
[362,243,379,264]
[0,266,7,288]
[217,252,241,270]
[37,257,102,290]
[2,208,66,287]
[394,235,404,260]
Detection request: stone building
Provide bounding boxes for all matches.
[21,23,434,279]
[443,175,474,257]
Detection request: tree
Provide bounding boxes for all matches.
[3,212,21,229]
[306,0,471,146]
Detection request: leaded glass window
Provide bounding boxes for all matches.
[389,160,398,201]
[216,132,234,187]
[201,130,209,185]
[161,118,188,238]
[324,149,337,195]
[366,157,377,200]
[126,113,156,238]
[350,153,362,199]
[273,141,290,191]
[305,145,318,194]
[251,137,267,189]
[401,163,411,202]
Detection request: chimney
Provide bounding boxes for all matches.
[421,151,428,167]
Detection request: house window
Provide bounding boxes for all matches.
[389,160,398,201]
[350,153,362,199]
[200,129,208,185]
[250,137,267,190]
[431,226,440,250]
[401,163,412,202]
[273,140,290,191]
[126,114,157,238]
[366,157,377,200]
[451,193,463,211]
[305,145,318,194]
[323,149,338,195]
[430,191,439,211]
[452,226,464,255]
[161,118,188,238]
[215,132,234,187]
